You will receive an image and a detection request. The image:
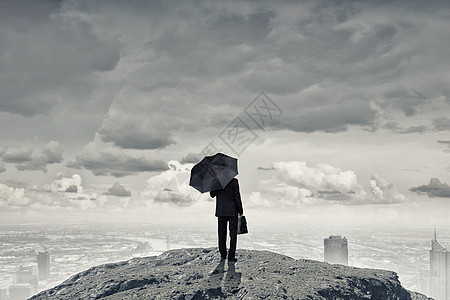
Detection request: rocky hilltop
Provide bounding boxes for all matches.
[30,247,431,300]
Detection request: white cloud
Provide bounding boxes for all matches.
[142,160,207,207]
[246,191,274,208]
[369,174,406,204]
[0,184,30,208]
[44,173,98,207]
[49,173,83,194]
[249,161,407,206]
[68,198,97,210]
[273,161,366,196]
[0,161,208,214]
[0,173,100,211]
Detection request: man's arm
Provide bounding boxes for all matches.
[234,179,244,215]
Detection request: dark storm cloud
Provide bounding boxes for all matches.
[438,140,450,153]
[41,141,64,163]
[397,126,427,134]
[382,122,427,134]
[98,117,175,150]
[206,11,274,45]
[180,153,202,164]
[95,86,180,150]
[0,0,62,20]
[2,148,33,163]
[4,180,27,188]
[103,182,131,197]
[16,160,49,172]
[57,0,450,152]
[79,0,426,149]
[18,141,63,172]
[293,7,398,68]
[381,87,428,116]
[67,136,168,177]
[0,141,63,172]
[433,117,450,131]
[2,0,450,169]
[68,154,168,177]
[274,100,376,133]
[410,178,450,198]
[257,166,275,171]
[0,0,120,116]
[65,185,78,193]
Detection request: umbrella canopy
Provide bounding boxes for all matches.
[189,153,238,193]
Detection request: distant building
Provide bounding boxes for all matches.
[37,251,50,281]
[430,229,450,300]
[0,288,8,300]
[417,269,430,297]
[324,235,348,265]
[14,266,37,288]
[8,284,32,300]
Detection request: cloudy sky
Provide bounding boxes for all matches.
[1,0,450,226]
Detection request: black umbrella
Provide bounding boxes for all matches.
[189,153,238,193]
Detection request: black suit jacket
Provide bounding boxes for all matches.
[210,178,243,217]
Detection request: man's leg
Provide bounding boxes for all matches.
[218,217,227,258]
[228,215,238,259]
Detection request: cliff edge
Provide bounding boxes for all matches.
[30,247,431,300]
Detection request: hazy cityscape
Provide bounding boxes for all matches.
[2,0,450,299]
[0,221,446,299]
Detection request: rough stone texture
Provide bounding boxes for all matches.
[30,247,432,300]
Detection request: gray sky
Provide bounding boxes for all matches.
[1,0,450,225]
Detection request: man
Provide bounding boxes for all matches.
[210,177,244,262]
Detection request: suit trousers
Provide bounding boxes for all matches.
[217,215,238,259]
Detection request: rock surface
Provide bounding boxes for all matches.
[30,247,432,300]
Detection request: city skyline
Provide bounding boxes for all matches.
[0,222,447,299]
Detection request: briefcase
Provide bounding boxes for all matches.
[237,215,248,234]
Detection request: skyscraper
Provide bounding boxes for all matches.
[324,235,348,265]
[13,265,37,288]
[8,284,32,300]
[37,251,50,281]
[0,288,7,300]
[430,229,450,300]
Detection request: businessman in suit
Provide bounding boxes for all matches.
[210,177,243,262]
